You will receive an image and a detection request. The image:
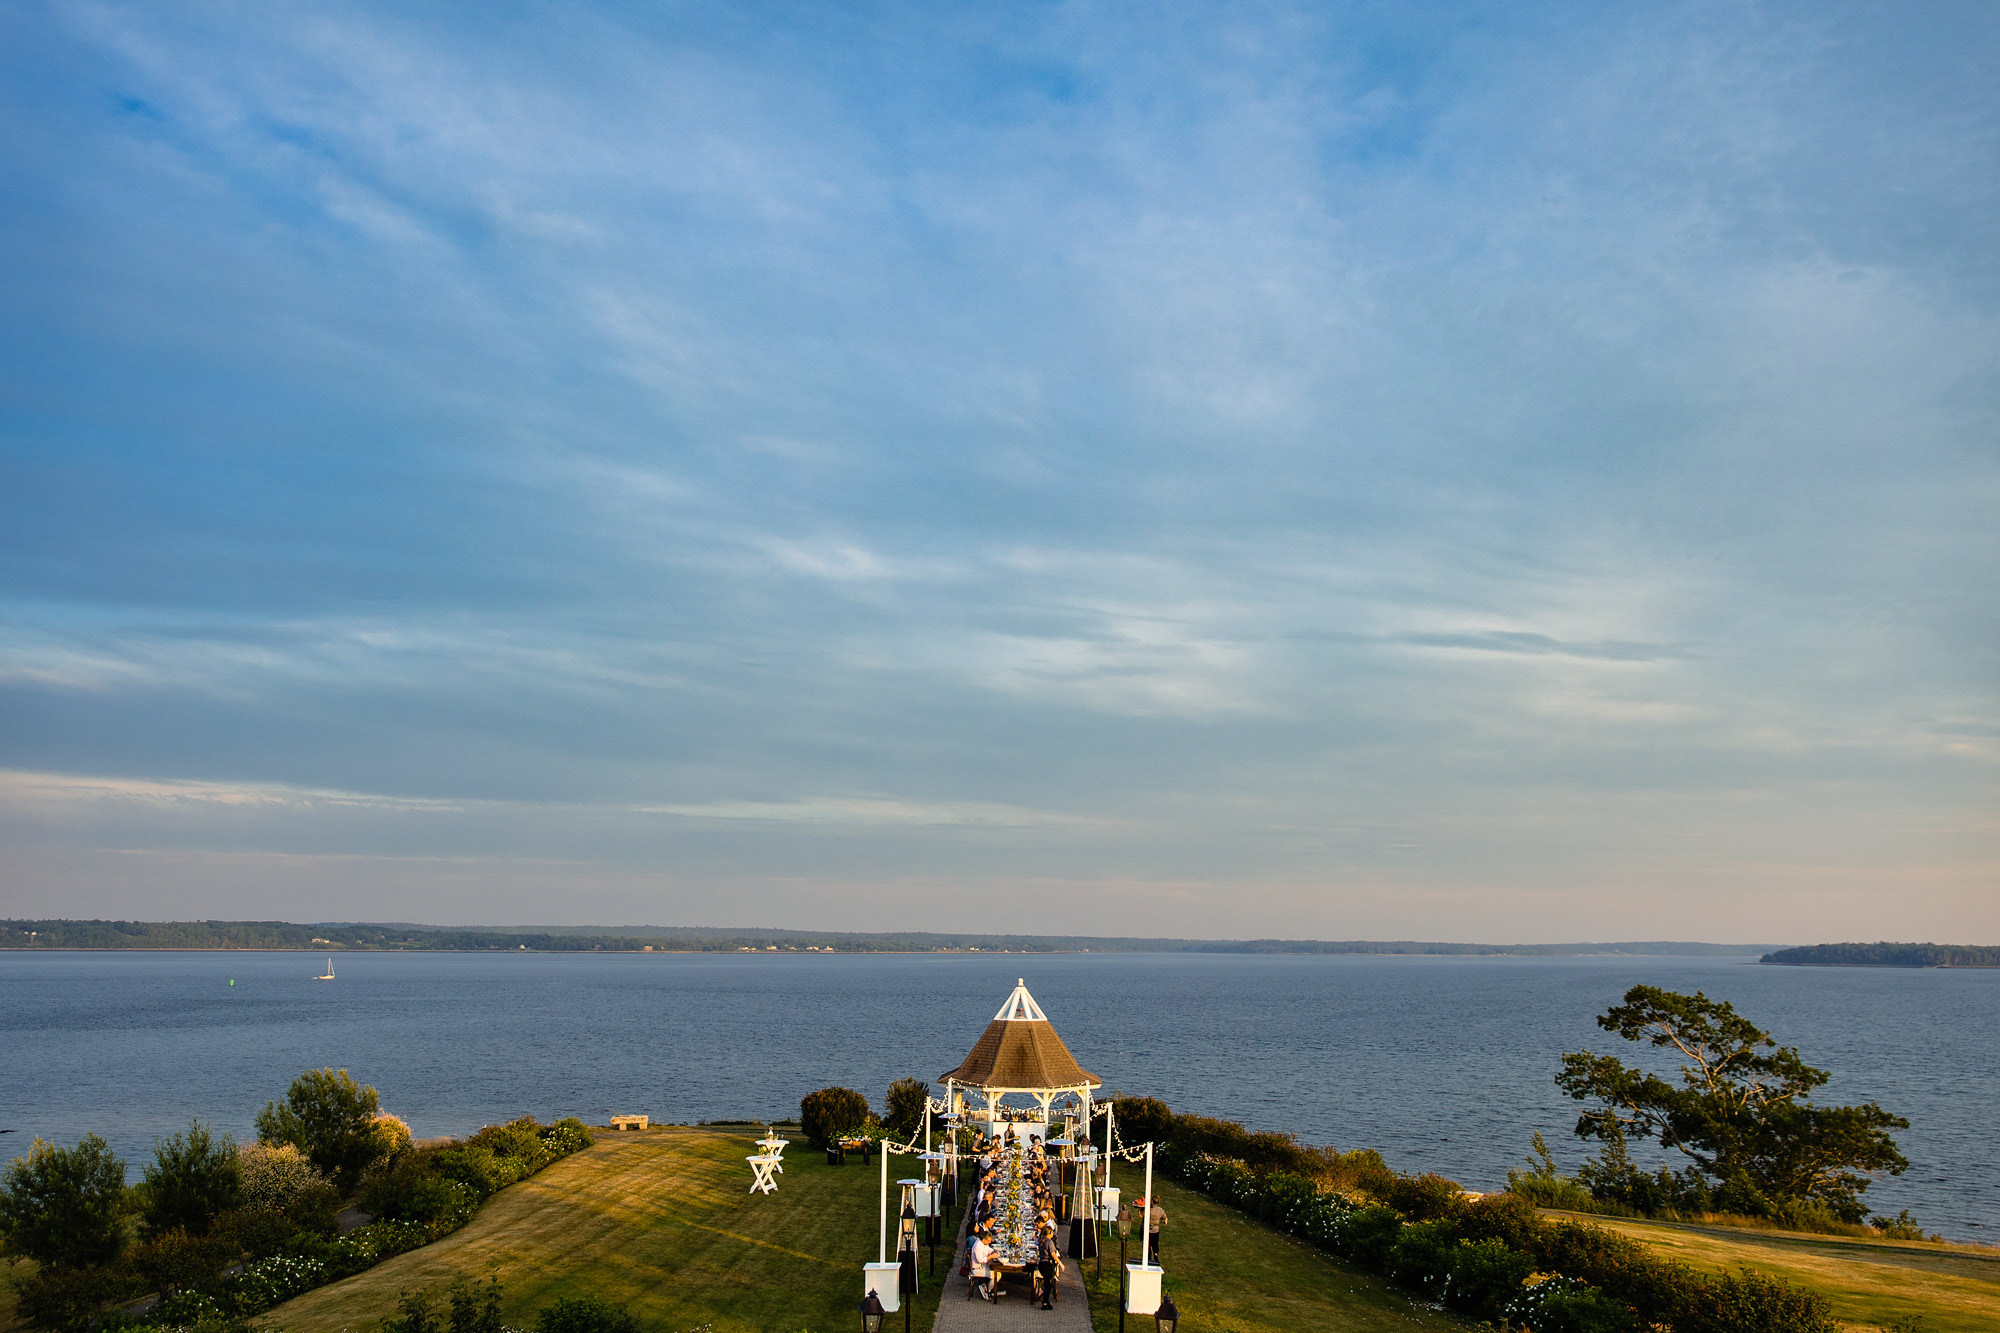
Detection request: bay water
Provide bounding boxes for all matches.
[3,950,1992,1238]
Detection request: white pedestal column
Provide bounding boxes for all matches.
[1125,1264,1162,1315]
[863,1262,903,1313]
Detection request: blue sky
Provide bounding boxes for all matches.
[1,0,1994,940]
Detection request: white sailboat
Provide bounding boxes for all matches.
[315,957,336,981]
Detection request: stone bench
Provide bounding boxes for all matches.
[609,1114,649,1131]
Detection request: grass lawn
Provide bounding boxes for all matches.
[1077,1164,1467,1333]
[266,1128,941,1333]
[1552,1212,2000,1333]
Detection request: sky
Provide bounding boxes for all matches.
[0,0,1995,942]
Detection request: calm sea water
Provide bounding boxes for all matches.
[3,951,1993,1238]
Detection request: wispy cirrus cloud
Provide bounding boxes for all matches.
[0,0,1993,937]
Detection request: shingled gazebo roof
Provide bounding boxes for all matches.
[940,979,1100,1093]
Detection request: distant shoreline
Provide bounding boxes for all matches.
[3,918,1781,957]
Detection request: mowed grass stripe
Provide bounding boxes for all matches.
[1568,1213,2000,1333]
[267,1128,941,1333]
[1078,1165,1470,1333]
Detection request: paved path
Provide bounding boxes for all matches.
[930,1184,1093,1333]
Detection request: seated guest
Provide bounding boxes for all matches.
[969,1229,996,1302]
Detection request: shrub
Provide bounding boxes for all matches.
[540,1119,594,1157]
[434,1145,519,1196]
[1166,1113,1321,1177]
[255,1068,388,1189]
[382,1287,441,1333]
[1456,1191,1544,1252]
[141,1122,242,1240]
[371,1114,414,1159]
[1107,1096,1173,1147]
[1343,1203,1405,1271]
[1530,1218,1688,1323]
[1322,1147,1396,1198]
[12,1263,140,1331]
[882,1078,930,1137]
[534,1296,641,1333]
[378,1171,479,1232]
[337,1218,428,1267]
[466,1119,553,1172]
[1869,1210,1936,1241]
[360,1149,485,1234]
[0,1134,129,1269]
[1439,1237,1533,1321]
[1671,1266,1840,1333]
[210,1204,301,1260]
[238,1141,327,1214]
[151,1285,232,1329]
[129,1226,237,1295]
[445,1276,505,1333]
[1381,1172,1466,1222]
[1254,1171,1320,1228]
[1508,1170,1604,1212]
[288,1178,343,1239]
[1508,1275,1635,1333]
[799,1087,873,1150]
[1388,1219,1458,1293]
[220,1252,329,1314]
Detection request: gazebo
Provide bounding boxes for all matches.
[940,978,1101,1137]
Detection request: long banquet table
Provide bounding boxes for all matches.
[984,1144,1047,1271]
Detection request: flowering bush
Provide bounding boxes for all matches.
[1508,1274,1635,1333]
[150,1287,228,1327]
[220,1252,328,1313]
[237,1143,325,1214]
[539,1118,594,1156]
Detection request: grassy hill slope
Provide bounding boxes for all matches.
[1551,1212,2000,1333]
[266,1127,939,1333]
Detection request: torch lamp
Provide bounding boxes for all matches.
[1116,1206,1132,1333]
[898,1189,919,1333]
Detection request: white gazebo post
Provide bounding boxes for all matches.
[1122,1137,1163,1317]
[1103,1102,1115,1193]
[863,1133,902,1312]
[1141,1140,1155,1266]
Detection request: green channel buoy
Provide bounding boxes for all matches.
[229,979,235,986]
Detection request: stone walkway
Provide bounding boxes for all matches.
[929,1185,1093,1333]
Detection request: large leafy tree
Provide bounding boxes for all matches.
[798,1086,873,1150]
[1556,985,1908,1220]
[140,1120,241,1238]
[0,1134,129,1268]
[882,1078,931,1137]
[255,1068,385,1190]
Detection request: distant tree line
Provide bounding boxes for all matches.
[3,919,1769,956]
[1761,942,2000,968]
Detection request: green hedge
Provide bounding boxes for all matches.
[1167,1147,1837,1333]
[360,1117,593,1236]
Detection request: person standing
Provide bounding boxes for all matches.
[1137,1194,1167,1264]
[1036,1223,1063,1309]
